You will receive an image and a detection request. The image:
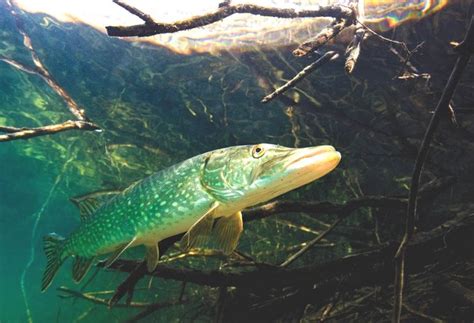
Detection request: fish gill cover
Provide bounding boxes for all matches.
[0,0,473,322]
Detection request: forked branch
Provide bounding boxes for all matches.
[0,1,100,142]
[106,1,354,37]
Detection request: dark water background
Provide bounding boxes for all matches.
[1,1,473,322]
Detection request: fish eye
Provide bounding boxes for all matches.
[252,145,265,158]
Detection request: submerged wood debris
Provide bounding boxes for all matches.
[0,1,100,142]
[1,1,473,322]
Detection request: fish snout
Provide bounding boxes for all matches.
[286,145,341,180]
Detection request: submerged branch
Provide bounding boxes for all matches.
[100,211,474,289]
[293,19,349,57]
[393,16,474,323]
[5,2,90,122]
[261,51,339,103]
[245,175,454,222]
[58,286,154,308]
[0,120,100,142]
[0,1,100,142]
[125,299,186,323]
[279,215,344,267]
[345,23,366,73]
[107,1,354,37]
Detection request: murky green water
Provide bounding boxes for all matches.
[1,1,473,322]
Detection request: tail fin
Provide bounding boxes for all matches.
[41,233,66,292]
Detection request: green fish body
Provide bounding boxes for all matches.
[42,144,341,291]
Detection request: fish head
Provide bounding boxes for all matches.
[200,144,341,208]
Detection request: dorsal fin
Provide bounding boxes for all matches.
[122,179,141,194]
[76,197,100,220]
[70,189,121,221]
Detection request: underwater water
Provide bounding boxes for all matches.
[1,1,473,322]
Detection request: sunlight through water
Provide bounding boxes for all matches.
[13,0,449,54]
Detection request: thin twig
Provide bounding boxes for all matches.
[261,51,339,103]
[403,303,444,323]
[393,16,474,323]
[280,216,344,267]
[125,299,185,322]
[395,41,425,78]
[57,287,153,308]
[356,19,408,53]
[112,0,154,24]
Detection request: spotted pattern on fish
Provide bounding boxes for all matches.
[41,144,341,291]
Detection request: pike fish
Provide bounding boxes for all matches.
[42,144,341,291]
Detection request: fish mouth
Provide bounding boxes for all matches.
[286,145,341,182]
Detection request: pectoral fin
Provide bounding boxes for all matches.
[145,243,160,272]
[180,202,218,251]
[104,237,136,268]
[213,211,243,255]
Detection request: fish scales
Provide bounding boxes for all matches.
[41,144,341,291]
[64,154,214,258]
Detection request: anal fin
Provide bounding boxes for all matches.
[145,243,160,272]
[72,256,95,282]
[104,237,136,268]
[180,202,218,251]
[213,211,243,255]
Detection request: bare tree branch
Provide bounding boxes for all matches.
[345,23,366,73]
[293,18,349,57]
[57,286,154,308]
[106,1,354,37]
[245,175,454,222]
[99,211,474,289]
[0,120,100,142]
[0,1,100,142]
[279,215,343,267]
[261,51,339,103]
[393,16,474,323]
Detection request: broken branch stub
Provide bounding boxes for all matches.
[293,18,349,57]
